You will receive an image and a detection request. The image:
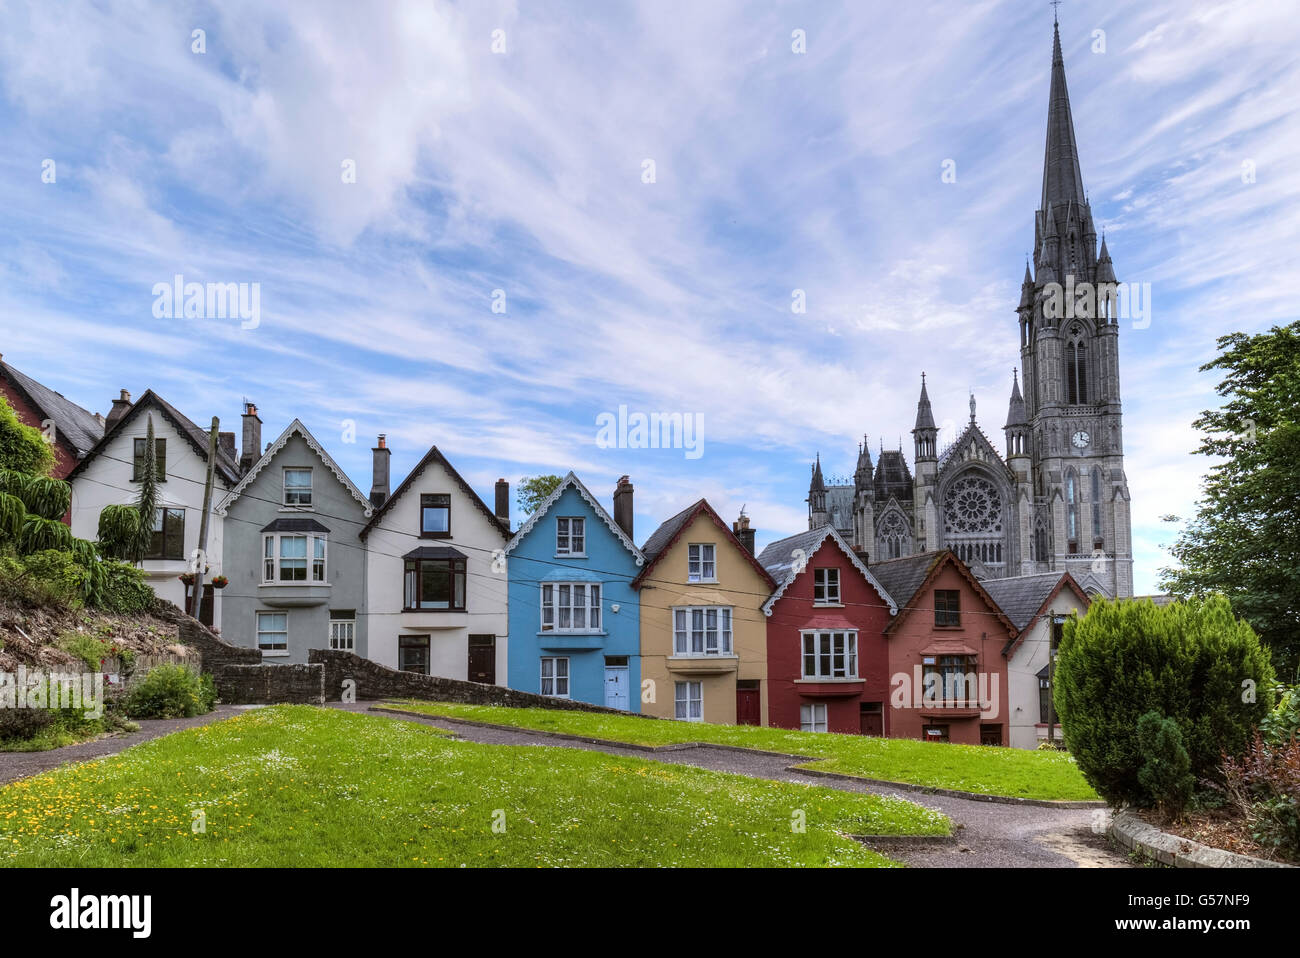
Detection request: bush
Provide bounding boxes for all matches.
[1261,683,1300,745]
[123,664,217,719]
[95,561,156,614]
[0,676,113,749]
[1054,595,1276,806]
[0,554,79,609]
[57,632,112,672]
[1220,733,1300,861]
[0,398,55,477]
[18,549,87,605]
[0,705,54,741]
[1136,711,1195,822]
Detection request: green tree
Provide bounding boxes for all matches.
[1136,711,1195,823]
[97,414,159,563]
[0,395,55,477]
[1161,321,1300,677]
[516,474,562,516]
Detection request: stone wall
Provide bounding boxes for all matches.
[217,663,325,705]
[308,649,633,714]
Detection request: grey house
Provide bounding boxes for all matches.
[217,418,376,664]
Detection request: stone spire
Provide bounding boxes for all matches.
[912,373,938,462]
[1096,233,1117,284]
[914,373,936,431]
[1004,368,1027,427]
[1041,19,1086,216]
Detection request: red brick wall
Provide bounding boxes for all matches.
[885,561,1013,746]
[765,538,893,735]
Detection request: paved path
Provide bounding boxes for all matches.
[344,704,1129,868]
[0,705,251,785]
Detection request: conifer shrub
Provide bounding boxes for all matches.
[1053,595,1275,805]
[1136,711,1195,822]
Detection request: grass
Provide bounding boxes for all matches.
[382,701,1100,802]
[0,705,949,867]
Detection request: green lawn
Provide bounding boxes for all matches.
[382,701,1100,802]
[0,705,949,867]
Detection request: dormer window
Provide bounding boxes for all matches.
[556,517,585,556]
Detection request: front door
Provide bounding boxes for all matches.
[735,687,761,726]
[604,663,629,711]
[859,703,883,736]
[468,635,496,684]
[398,635,430,675]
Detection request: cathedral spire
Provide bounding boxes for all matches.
[1004,368,1027,427]
[1041,18,1086,217]
[914,372,936,431]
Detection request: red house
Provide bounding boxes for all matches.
[869,550,1017,746]
[0,355,105,480]
[758,527,898,735]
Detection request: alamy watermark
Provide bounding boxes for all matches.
[152,274,260,329]
[1,668,105,719]
[595,404,704,460]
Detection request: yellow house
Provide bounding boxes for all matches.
[633,500,776,725]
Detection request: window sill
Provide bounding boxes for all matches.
[260,581,330,587]
[554,553,588,559]
[539,630,607,637]
[260,650,290,657]
[795,677,862,684]
[686,579,719,585]
[279,505,315,512]
[402,608,467,614]
[419,532,453,540]
[812,602,845,608]
[932,624,963,630]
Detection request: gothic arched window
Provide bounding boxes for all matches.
[1091,468,1103,542]
[1066,326,1088,404]
[1033,515,1049,562]
[877,510,909,560]
[1066,469,1079,553]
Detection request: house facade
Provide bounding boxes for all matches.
[981,572,1089,748]
[0,355,104,482]
[869,550,1016,746]
[506,473,643,710]
[634,502,776,725]
[359,444,510,682]
[759,526,897,735]
[217,420,374,665]
[67,390,243,626]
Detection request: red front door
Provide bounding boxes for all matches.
[859,708,883,736]
[735,688,761,726]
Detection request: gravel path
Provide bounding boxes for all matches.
[347,703,1129,869]
[0,705,251,785]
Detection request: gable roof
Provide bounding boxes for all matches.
[358,443,508,541]
[981,571,1091,655]
[216,419,373,518]
[66,389,241,486]
[758,525,897,616]
[505,471,643,564]
[868,550,1018,639]
[0,359,104,458]
[633,499,777,591]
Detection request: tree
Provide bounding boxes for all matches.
[1136,711,1194,823]
[0,395,55,477]
[1161,321,1300,678]
[516,474,562,516]
[98,414,159,563]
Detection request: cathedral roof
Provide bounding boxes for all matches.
[873,450,913,502]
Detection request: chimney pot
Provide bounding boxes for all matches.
[370,435,392,508]
[240,402,263,473]
[732,512,756,555]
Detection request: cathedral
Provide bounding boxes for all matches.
[807,19,1134,599]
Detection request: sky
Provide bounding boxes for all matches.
[1,0,1297,595]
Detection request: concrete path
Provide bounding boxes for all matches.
[0,705,252,785]
[347,703,1129,869]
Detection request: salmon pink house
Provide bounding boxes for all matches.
[759,526,897,735]
[869,550,1016,746]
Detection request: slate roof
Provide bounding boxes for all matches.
[0,359,103,458]
[634,499,777,591]
[261,517,331,534]
[66,389,241,485]
[758,526,897,616]
[867,551,946,610]
[979,572,1070,633]
[359,444,508,541]
[639,501,700,563]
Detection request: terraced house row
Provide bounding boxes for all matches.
[2,362,1095,749]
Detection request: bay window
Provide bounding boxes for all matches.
[262,532,327,583]
[672,606,733,656]
[540,582,601,632]
[403,557,466,610]
[801,630,858,679]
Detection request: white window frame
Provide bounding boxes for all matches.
[539,582,602,633]
[540,656,570,698]
[813,567,840,604]
[675,681,703,722]
[256,611,288,653]
[329,616,355,651]
[801,630,858,680]
[261,532,328,584]
[800,702,828,733]
[555,517,586,556]
[283,467,313,507]
[672,606,733,656]
[687,543,716,582]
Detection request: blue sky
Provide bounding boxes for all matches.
[2,0,1298,594]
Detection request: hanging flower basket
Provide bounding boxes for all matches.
[211,576,229,589]
[178,573,197,586]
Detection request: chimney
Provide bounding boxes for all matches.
[370,434,391,508]
[240,402,262,473]
[105,389,132,429]
[218,431,236,461]
[732,511,755,556]
[494,478,510,528]
[613,475,634,541]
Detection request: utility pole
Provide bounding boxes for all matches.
[190,417,219,621]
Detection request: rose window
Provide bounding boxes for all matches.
[943,475,1002,535]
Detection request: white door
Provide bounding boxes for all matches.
[604,667,629,711]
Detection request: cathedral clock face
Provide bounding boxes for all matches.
[1072,430,1091,449]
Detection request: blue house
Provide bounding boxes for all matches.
[506,473,643,711]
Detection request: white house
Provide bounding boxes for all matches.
[358,443,511,682]
[68,391,248,629]
[981,572,1091,749]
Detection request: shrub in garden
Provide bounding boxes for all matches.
[56,632,113,672]
[0,705,54,742]
[1220,733,1300,861]
[124,664,217,719]
[1136,711,1195,823]
[1260,683,1300,745]
[1053,595,1275,805]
